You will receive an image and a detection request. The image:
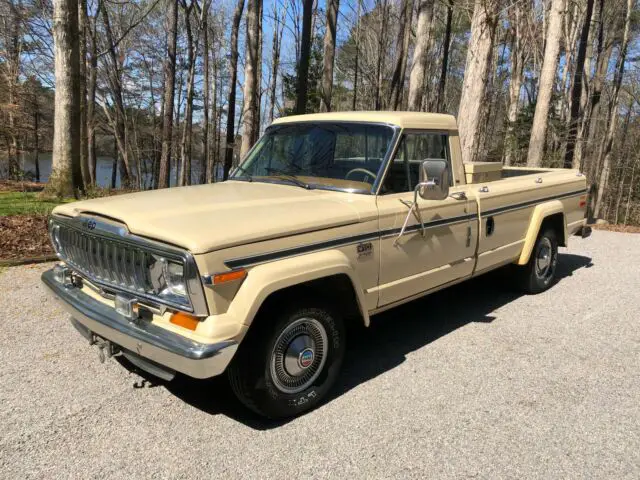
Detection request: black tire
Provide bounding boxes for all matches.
[227,301,346,419]
[516,227,559,294]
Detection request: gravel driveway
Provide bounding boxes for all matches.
[1,230,638,478]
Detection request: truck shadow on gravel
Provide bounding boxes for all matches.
[135,252,593,430]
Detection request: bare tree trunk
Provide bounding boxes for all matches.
[174,71,183,187]
[3,1,23,180]
[179,1,196,187]
[613,158,627,224]
[389,0,414,110]
[77,0,90,190]
[269,3,285,121]
[86,12,97,186]
[593,0,632,218]
[624,156,637,225]
[224,0,245,179]
[611,102,633,223]
[202,3,210,184]
[352,0,361,110]
[559,1,580,126]
[504,3,526,166]
[208,37,217,182]
[572,0,599,170]
[407,0,434,111]
[240,0,261,156]
[50,0,81,197]
[256,1,264,139]
[526,0,564,167]
[374,0,389,110]
[563,0,594,168]
[477,35,501,160]
[294,0,313,114]
[584,0,612,179]
[34,100,40,183]
[158,0,178,188]
[99,2,132,187]
[320,0,339,112]
[435,0,453,112]
[111,136,117,188]
[457,0,498,164]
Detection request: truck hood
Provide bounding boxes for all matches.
[52,181,373,254]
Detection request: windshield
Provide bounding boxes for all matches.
[230,122,396,193]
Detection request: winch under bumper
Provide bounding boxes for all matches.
[42,269,238,380]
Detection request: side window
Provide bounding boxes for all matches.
[381,132,451,194]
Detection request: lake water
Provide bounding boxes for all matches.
[13,153,224,188]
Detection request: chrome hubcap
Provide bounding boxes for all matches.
[535,237,556,281]
[270,318,328,394]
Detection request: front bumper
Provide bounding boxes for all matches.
[41,269,238,379]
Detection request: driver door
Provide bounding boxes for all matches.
[375,132,477,307]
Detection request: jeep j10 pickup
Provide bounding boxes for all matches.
[42,112,591,418]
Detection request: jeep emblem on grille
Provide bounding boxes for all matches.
[86,219,96,230]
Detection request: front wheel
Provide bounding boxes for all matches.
[516,228,559,294]
[228,302,345,419]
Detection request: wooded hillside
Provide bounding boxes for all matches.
[1,0,639,224]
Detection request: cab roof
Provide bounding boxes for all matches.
[270,111,458,131]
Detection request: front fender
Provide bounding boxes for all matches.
[516,200,566,265]
[222,250,370,330]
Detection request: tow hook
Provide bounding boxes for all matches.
[90,335,120,363]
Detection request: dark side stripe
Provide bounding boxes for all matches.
[224,188,588,269]
[482,188,587,217]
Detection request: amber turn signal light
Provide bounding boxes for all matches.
[170,312,199,331]
[212,268,247,285]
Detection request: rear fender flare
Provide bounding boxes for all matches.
[517,201,566,265]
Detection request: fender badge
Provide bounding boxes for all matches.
[357,242,373,258]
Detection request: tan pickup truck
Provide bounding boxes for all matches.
[42,112,591,418]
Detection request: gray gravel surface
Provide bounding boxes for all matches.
[0,230,639,479]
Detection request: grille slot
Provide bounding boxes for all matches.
[57,224,154,295]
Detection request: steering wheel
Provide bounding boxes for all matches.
[345,168,377,183]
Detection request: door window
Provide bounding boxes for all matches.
[381,133,451,194]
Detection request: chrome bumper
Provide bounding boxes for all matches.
[41,269,237,379]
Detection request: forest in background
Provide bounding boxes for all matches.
[0,0,639,224]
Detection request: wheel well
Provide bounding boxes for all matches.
[256,274,365,326]
[540,212,566,247]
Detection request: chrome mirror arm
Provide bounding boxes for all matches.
[394,181,435,246]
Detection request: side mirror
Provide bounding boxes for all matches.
[418,159,450,200]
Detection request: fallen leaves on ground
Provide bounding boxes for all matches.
[0,215,55,261]
[0,180,46,193]
[591,224,640,234]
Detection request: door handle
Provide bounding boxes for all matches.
[535,177,543,184]
[478,186,489,193]
[450,192,467,200]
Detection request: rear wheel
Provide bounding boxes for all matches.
[228,302,345,419]
[516,228,559,294]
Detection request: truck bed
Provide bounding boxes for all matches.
[463,162,579,183]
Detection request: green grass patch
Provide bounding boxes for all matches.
[0,192,71,216]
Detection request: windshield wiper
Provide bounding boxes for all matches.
[264,167,312,190]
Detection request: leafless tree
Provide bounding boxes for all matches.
[527,0,564,167]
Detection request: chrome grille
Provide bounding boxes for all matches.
[56,223,155,295]
[48,215,208,315]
